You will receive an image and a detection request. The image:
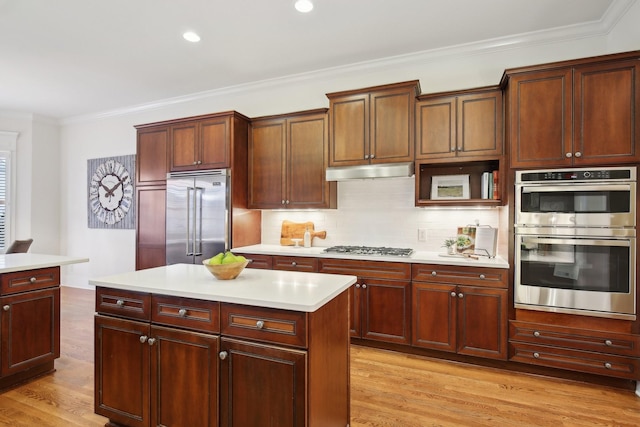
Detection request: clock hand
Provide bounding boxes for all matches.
[105,177,125,197]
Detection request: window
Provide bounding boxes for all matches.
[0,131,18,252]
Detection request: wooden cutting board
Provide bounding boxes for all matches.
[280,220,327,246]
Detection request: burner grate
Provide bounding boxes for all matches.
[323,245,413,257]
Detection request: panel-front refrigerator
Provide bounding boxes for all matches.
[166,169,230,265]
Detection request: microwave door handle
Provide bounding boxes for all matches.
[521,184,632,193]
[524,237,631,247]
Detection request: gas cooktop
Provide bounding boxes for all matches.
[323,246,414,257]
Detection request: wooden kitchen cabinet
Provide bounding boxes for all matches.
[505,52,640,168]
[248,109,336,209]
[136,126,169,186]
[412,264,508,360]
[319,258,412,345]
[326,80,420,166]
[415,87,503,160]
[170,112,248,172]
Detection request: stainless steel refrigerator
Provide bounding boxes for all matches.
[166,169,230,265]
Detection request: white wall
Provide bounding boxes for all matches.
[55,4,639,288]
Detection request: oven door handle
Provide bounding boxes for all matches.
[522,237,632,247]
[520,184,633,193]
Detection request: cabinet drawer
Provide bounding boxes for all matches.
[1,267,60,295]
[95,287,151,321]
[319,258,410,280]
[152,295,220,333]
[509,321,640,357]
[273,256,318,272]
[221,303,307,348]
[242,253,273,270]
[412,264,506,288]
[510,341,640,380]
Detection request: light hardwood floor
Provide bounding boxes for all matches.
[1,286,640,426]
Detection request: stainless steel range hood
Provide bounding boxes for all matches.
[325,162,414,181]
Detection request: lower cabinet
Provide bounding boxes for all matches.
[412,264,508,360]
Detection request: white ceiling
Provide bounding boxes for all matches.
[0,0,629,120]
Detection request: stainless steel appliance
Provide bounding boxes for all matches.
[323,246,414,257]
[166,170,230,265]
[514,166,637,320]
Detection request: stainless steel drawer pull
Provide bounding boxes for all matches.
[178,308,187,317]
[3,305,9,312]
[479,274,485,280]
[604,339,613,346]
[431,271,437,276]
[291,262,297,267]
[533,331,541,337]
[533,352,540,359]
[604,362,612,369]
[256,320,265,329]
[116,299,125,307]
[30,277,37,283]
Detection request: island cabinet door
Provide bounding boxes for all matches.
[0,287,60,376]
[219,337,307,427]
[94,315,150,427]
[150,325,219,427]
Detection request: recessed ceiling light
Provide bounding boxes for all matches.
[183,31,201,43]
[294,0,313,13]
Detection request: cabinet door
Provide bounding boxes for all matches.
[200,116,231,169]
[248,119,285,208]
[361,278,411,344]
[0,287,60,376]
[457,286,507,360]
[137,126,168,185]
[350,283,362,338]
[287,113,331,208]
[508,68,573,168]
[94,315,150,427]
[329,92,370,166]
[136,185,166,270]
[370,87,414,163]
[415,97,456,159]
[170,122,198,171]
[412,282,456,352]
[219,337,306,427]
[150,325,219,427]
[573,59,640,165]
[457,91,503,157]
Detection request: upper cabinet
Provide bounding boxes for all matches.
[170,111,249,171]
[136,125,169,186]
[326,80,420,166]
[415,87,503,160]
[248,109,337,209]
[505,52,640,169]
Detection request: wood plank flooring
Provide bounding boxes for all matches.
[1,286,640,426]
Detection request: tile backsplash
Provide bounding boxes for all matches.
[260,177,509,257]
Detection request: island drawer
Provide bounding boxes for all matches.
[152,295,220,333]
[412,264,507,288]
[273,256,318,272]
[95,287,151,321]
[221,303,307,348]
[242,253,273,270]
[1,266,60,295]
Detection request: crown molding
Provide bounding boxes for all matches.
[62,0,636,125]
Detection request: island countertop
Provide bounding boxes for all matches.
[0,253,89,273]
[89,263,357,312]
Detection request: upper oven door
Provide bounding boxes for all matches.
[515,182,636,228]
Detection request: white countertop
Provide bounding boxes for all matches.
[89,263,356,312]
[0,253,89,273]
[233,244,510,269]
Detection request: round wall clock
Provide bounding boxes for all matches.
[88,157,134,227]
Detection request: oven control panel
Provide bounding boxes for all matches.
[517,167,635,183]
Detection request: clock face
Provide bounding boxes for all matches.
[89,159,134,225]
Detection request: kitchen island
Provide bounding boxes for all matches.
[0,253,89,390]
[90,263,356,427]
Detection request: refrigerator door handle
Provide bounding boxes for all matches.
[194,186,204,256]
[186,186,195,256]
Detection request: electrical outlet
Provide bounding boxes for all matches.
[418,228,427,242]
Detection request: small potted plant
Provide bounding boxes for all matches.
[442,238,457,255]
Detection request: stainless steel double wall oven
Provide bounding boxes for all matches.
[514,166,637,320]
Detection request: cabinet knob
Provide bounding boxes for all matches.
[362,284,367,289]
[285,200,290,204]
[147,338,156,346]
[281,200,285,205]
[139,335,148,344]
[193,161,198,165]
[574,151,582,158]
[604,362,612,369]
[256,320,265,329]
[479,274,485,280]
[355,283,361,288]
[431,271,437,276]
[605,339,613,346]
[116,299,125,307]
[2,305,9,312]
[457,146,462,151]
[458,293,463,298]
[533,352,540,359]
[450,292,457,297]
[364,154,369,160]
[533,331,541,337]
[197,160,202,164]
[178,308,187,317]
[370,154,375,159]
[565,152,572,158]
[291,262,297,267]
[451,147,456,152]
[219,351,228,360]
[30,277,37,283]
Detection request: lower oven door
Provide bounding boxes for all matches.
[515,234,636,320]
